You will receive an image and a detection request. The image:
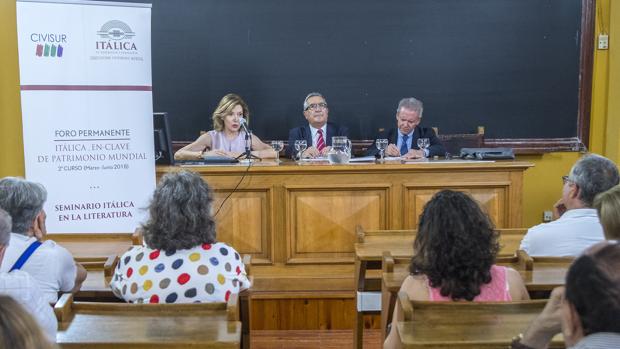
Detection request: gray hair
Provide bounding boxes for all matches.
[303,92,326,111]
[142,171,216,252]
[569,154,620,207]
[0,209,11,246]
[396,97,424,118]
[0,177,47,235]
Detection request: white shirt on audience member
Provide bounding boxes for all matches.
[520,208,605,257]
[0,233,76,303]
[0,270,57,339]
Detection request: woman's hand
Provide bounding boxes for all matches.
[203,149,235,157]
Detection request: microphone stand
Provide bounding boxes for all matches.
[236,121,261,161]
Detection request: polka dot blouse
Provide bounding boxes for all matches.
[110,242,250,304]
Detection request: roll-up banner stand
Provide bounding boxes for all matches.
[16,0,155,233]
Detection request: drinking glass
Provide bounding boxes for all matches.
[416,138,430,155]
[271,140,284,163]
[294,140,307,161]
[376,139,388,162]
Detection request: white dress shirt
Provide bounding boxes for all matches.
[0,233,77,303]
[0,270,57,339]
[309,124,327,148]
[520,208,605,257]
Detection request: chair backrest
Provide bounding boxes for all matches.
[131,227,144,245]
[382,251,411,274]
[45,232,134,259]
[55,293,242,348]
[497,228,528,256]
[395,294,561,349]
[532,255,575,264]
[356,226,525,255]
[398,291,547,322]
[54,293,239,322]
[436,129,485,156]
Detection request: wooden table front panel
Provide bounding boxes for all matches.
[158,161,531,266]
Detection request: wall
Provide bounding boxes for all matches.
[0,0,618,226]
[0,0,24,178]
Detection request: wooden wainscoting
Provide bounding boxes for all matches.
[285,184,389,264]
[157,161,532,330]
[213,187,273,265]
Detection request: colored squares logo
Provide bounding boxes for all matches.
[35,44,63,57]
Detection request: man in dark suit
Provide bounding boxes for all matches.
[366,97,444,159]
[286,92,349,159]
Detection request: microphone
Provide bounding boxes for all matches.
[239,117,249,133]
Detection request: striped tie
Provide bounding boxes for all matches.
[316,129,326,152]
[400,134,409,155]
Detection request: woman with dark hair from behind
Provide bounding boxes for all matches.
[0,295,57,349]
[110,171,250,303]
[384,190,529,349]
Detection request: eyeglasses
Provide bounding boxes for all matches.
[305,103,327,111]
[562,175,574,185]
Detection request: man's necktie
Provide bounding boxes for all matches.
[400,134,409,155]
[316,129,326,152]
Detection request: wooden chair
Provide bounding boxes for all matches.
[46,232,135,259]
[497,228,528,257]
[434,127,485,157]
[396,292,564,348]
[131,227,144,245]
[380,249,534,343]
[100,253,253,349]
[356,225,416,243]
[55,293,241,348]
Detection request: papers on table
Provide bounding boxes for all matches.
[349,156,376,163]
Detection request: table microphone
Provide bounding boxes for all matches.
[239,117,249,133]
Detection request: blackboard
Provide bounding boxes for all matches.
[122,0,590,143]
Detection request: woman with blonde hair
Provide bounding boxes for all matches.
[593,184,620,240]
[174,94,276,160]
[0,295,56,349]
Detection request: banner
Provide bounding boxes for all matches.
[16,0,155,233]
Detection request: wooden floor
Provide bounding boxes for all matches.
[251,329,382,349]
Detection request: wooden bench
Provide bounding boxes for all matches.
[55,293,241,348]
[396,293,565,348]
[46,232,137,259]
[380,250,534,342]
[353,226,528,349]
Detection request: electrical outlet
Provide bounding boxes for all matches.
[598,34,609,50]
[543,211,553,222]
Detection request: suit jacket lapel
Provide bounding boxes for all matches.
[326,123,335,146]
[304,125,313,146]
[411,126,420,150]
[391,128,399,145]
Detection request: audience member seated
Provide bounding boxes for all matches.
[285,92,349,159]
[0,177,87,303]
[593,184,620,240]
[174,93,276,160]
[511,241,620,349]
[111,171,251,303]
[365,97,445,159]
[520,154,620,257]
[384,190,529,349]
[0,295,57,349]
[0,209,56,340]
